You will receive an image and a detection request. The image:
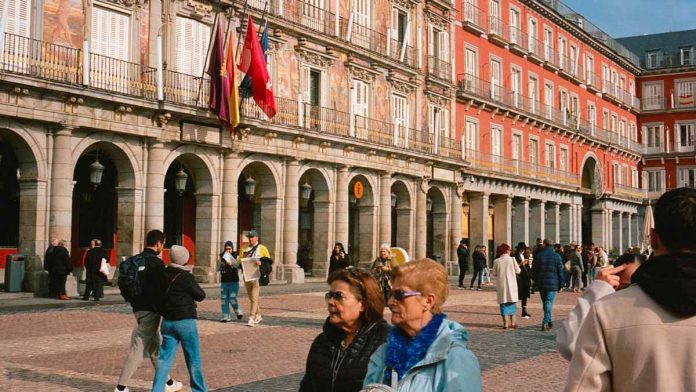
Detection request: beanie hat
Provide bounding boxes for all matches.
[224,240,234,249]
[169,245,191,271]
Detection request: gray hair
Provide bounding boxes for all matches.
[379,243,391,253]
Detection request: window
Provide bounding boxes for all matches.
[391,6,410,60]
[647,170,665,191]
[622,165,629,185]
[302,66,323,129]
[602,64,610,93]
[676,80,695,108]
[612,163,620,184]
[610,114,617,133]
[352,0,371,49]
[585,55,594,85]
[544,142,555,168]
[464,47,477,87]
[428,105,449,138]
[678,123,695,150]
[681,47,693,65]
[490,126,502,161]
[465,119,478,152]
[509,8,521,44]
[512,133,522,160]
[645,124,663,148]
[511,67,522,107]
[301,0,326,29]
[463,0,477,24]
[544,83,553,119]
[602,109,609,130]
[646,51,659,68]
[490,58,502,99]
[528,76,539,114]
[643,82,663,110]
[558,36,566,68]
[559,147,568,172]
[588,104,596,132]
[529,138,538,165]
[176,16,210,76]
[489,0,501,35]
[5,0,31,37]
[559,89,568,124]
[632,169,639,187]
[543,28,553,61]
[570,45,578,76]
[527,18,538,53]
[392,94,409,145]
[352,79,369,138]
[619,119,626,137]
[428,27,449,77]
[92,6,131,93]
[678,167,696,188]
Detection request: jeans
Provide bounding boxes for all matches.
[458,264,468,287]
[220,281,241,319]
[470,268,483,288]
[539,289,557,326]
[117,311,166,386]
[153,318,207,392]
[482,267,492,284]
[571,267,583,290]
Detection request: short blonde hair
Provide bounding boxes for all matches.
[391,258,449,313]
[379,243,391,253]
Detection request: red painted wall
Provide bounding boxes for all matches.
[0,248,18,269]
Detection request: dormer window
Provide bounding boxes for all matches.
[646,51,659,68]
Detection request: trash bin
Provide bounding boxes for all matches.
[4,254,25,292]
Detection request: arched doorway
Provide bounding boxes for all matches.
[426,187,447,261]
[390,180,412,254]
[581,156,601,245]
[237,161,279,268]
[71,150,117,265]
[348,175,375,265]
[297,168,331,277]
[0,142,20,259]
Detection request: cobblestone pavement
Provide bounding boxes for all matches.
[0,280,579,391]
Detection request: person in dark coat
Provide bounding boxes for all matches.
[218,240,242,322]
[83,239,109,301]
[329,242,352,274]
[532,239,564,331]
[514,242,532,318]
[469,245,486,290]
[457,239,470,289]
[44,238,58,297]
[152,245,207,392]
[300,268,390,392]
[49,239,72,300]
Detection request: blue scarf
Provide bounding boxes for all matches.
[384,313,446,385]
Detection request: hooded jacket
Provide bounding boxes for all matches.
[299,318,390,392]
[564,253,696,392]
[363,318,482,392]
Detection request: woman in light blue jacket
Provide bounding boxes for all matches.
[363,259,482,392]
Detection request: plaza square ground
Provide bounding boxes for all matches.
[0,280,579,391]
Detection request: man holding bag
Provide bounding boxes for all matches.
[83,239,109,301]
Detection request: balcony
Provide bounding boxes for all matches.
[613,183,646,201]
[339,18,387,57]
[642,96,664,111]
[461,1,487,36]
[487,16,508,47]
[427,55,451,82]
[388,38,417,69]
[543,45,559,71]
[457,73,645,155]
[558,53,584,84]
[585,71,600,93]
[526,36,544,64]
[507,26,528,56]
[465,149,579,186]
[1,33,82,85]
[643,49,696,70]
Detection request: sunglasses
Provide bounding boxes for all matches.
[325,291,359,302]
[390,289,422,301]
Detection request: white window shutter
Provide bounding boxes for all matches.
[5,0,31,37]
[301,66,311,103]
[439,31,448,62]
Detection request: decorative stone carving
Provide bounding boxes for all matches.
[104,0,142,7]
[387,75,417,94]
[393,0,417,10]
[63,96,83,114]
[346,63,378,83]
[319,141,331,153]
[114,105,132,120]
[426,92,449,107]
[293,136,305,148]
[592,164,605,199]
[152,112,171,128]
[186,0,213,18]
[419,176,431,194]
[426,10,449,30]
[295,46,336,68]
[263,131,277,145]
[455,181,466,198]
[343,145,354,157]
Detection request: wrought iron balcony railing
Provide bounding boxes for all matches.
[461,1,487,31]
[427,55,451,81]
[1,33,81,85]
[465,149,579,185]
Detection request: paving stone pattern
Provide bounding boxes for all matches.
[0,280,576,391]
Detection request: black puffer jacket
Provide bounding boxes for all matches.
[158,266,206,320]
[299,318,391,392]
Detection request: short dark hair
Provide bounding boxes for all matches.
[654,187,696,253]
[613,253,646,267]
[146,230,166,247]
[543,238,554,247]
[328,268,384,324]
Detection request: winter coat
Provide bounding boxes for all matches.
[514,252,532,300]
[84,247,108,282]
[158,265,206,321]
[130,248,167,313]
[50,245,72,276]
[565,253,696,392]
[299,318,391,392]
[329,252,352,274]
[456,246,469,270]
[472,251,486,270]
[364,318,482,392]
[219,251,240,283]
[492,255,521,304]
[532,247,564,291]
[569,251,583,272]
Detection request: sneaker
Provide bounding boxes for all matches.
[114,387,129,392]
[236,313,243,320]
[247,318,256,327]
[220,318,230,323]
[254,315,263,324]
[522,314,531,319]
[165,380,183,392]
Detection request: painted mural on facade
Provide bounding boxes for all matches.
[140,2,150,66]
[43,0,84,49]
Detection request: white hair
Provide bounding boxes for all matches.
[379,243,391,252]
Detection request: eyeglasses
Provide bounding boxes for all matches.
[390,289,422,301]
[325,291,359,302]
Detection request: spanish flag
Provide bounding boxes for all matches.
[225,32,240,129]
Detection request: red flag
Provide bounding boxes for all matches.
[238,15,276,118]
[206,22,226,119]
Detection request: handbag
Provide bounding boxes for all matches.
[563,260,571,272]
[99,258,110,276]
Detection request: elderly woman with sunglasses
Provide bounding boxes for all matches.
[300,268,391,392]
[363,259,482,392]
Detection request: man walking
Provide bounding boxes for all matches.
[239,229,270,327]
[533,238,564,331]
[457,239,469,289]
[114,230,182,392]
[565,187,696,391]
[83,239,108,301]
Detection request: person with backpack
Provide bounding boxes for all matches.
[152,245,207,392]
[114,230,183,392]
[218,240,243,322]
[239,229,270,327]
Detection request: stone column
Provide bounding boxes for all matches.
[145,140,166,232]
[335,166,349,247]
[469,193,489,250]
[49,127,73,246]
[379,172,392,246]
[591,206,605,248]
[220,152,239,245]
[414,179,428,259]
[282,159,304,283]
[530,200,546,243]
[560,204,571,244]
[613,211,622,252]
[553,203,561,243]
[576,203,583,244]
[450,188,462,262]
[493,196,512,248]
[512,198,530,246]
[115,187,140,259]
[312,201,332,278]
[626,213,633,249]
[544,202,559,243]
[193,193,219,283]
[19,179,49,294]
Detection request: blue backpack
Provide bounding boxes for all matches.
[118,254,147,302]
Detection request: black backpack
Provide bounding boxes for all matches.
[118,254,147,302]
[259,257,273,286]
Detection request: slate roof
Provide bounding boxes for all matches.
[616,29,696,57]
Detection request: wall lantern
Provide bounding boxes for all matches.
[89,152,105,189]
[426,197,433,212]
[300,181,313,201]
[511,205,516,218]
[244,176,256,199]
[488,201,495,216]
[349,192,357,206]
[391,192,397,208]
[175,167,188,195]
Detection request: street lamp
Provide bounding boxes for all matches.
[175,167,188,195]
[89,153,104,189]
[300,181,312,201]
[426,197,433,212]
[244,176,256,199]
[391,192,397,208]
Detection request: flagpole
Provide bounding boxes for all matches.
[235,0,268,63]
[195,11,220,106]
